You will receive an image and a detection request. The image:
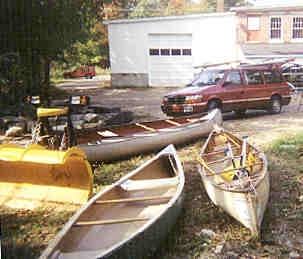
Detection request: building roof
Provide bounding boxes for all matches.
[241,43,303,58]
[103,12,234,24]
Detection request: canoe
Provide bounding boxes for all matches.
[39,144,185,259]
[77,109,222,161]
[198,127,269,237]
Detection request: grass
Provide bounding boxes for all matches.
[2,133,303,258]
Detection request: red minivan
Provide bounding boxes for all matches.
[161,62,292,117]
[63,66,96,79]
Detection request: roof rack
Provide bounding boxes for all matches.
[238,58,295,68]
[194,58,295,70]
[193,60,243,69]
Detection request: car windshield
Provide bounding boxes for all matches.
[188,69,225,87]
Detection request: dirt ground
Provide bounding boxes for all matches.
[63,84,303,147]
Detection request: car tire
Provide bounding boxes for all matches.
[269,96,282,114]
[207,100,220,113]
[234,109,246,117]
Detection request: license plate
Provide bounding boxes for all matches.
[184,106,193,113]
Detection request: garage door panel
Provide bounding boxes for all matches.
[148,34,193,87]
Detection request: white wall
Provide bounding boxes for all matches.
[192,14,238,68]
[107,13,239,78]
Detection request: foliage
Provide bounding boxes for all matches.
[0,0,104,106]
[268,132,303,158]
[128,0,245,18]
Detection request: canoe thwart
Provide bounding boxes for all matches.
[73,217,150,226]
[94,195,173,205]
[165,119,181,126]
[135,123,156,132]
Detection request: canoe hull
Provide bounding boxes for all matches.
[200,163,269,235]
[79,109,222,161]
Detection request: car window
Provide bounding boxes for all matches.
[243,70,264,85]
[263,70,283,83]
[225,71,242,85]
[188,69,225,87]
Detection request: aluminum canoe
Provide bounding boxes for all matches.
[198,127,269,237]
[77,109,222,161]
[39,144,185,259]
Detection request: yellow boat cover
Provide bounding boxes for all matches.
[37,107,68,118]
[0,144,93,209]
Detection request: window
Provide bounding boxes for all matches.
[160,49,170,56]
[270,17,281,40]
[171,49,181,56]
[263,70,283,83]
[248,16,260,30]
[293,17,303,39]
[225,71,242,85]
[149,48,191,56]
[149,49,159,56]
[244,70,264,85]
[182,49,192,56]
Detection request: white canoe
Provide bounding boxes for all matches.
[40,145,185,259]
[198,127,269,237]
[77,109,222,161]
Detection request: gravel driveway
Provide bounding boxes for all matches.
[63,82,303,147]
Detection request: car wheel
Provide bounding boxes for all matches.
[234,109,246,117]
[207,100,220,113]
[269,96,282,114]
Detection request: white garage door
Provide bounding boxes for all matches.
[148,34,193,87]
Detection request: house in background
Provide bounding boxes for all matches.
[232,0,303,63]
[104,12,241,87]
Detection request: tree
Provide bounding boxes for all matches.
[129,0,213,18]
[0,0,103,105]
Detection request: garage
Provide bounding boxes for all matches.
[148,34,193,86]
[105,13,240,88]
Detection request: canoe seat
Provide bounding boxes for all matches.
[120,177,179,191]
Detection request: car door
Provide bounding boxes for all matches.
[263,69,289,106]
[220,70,246,111]
[242,69,267,109]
